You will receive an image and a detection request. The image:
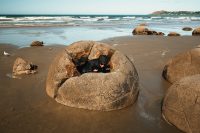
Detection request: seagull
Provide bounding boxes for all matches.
[3,51,10,56]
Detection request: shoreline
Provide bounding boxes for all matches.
[1,36,200,133]
[1,35,200,48]
[0,24,121,28]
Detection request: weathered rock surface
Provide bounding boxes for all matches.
[182,27,193,31]
[13,57,38,76]
[162,47,200,83]
[162,74,200,133]
[46,41,139,111]
[30,41,44,47]
[168,32,181,36]
[192,27,200,36]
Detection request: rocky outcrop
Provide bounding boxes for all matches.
[132,26,164,36]
[182,27,193,31]
[13,57,38,76]
[192,27,200,36]
[162,47,200,83]
[162,74,200,133]
[30,41,44,47]
[46,41,139,111]
[168,32,181,36]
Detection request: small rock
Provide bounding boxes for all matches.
[157,32,165,36]
[30,41,44,47]
[182,27,193,31]
[13,57,38,76]
[168,32,181,36]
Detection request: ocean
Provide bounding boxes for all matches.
[0,14,200,47]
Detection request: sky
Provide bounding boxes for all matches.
[0,0,200,15]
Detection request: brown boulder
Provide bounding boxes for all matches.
[46,41,139,111]
[13,57,38,76]
[162,48,200,83]
[30,41,44,47]
[182,27,193,31]
[192,27,200,36]
[168,32,181,36]
[157,32,165,36]
[162,74,200,133]
[132,26,149,35]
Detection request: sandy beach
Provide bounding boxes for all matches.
[0,36,199,133]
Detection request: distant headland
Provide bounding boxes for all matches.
[151,10,200,15]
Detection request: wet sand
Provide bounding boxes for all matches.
[0,36,200,133]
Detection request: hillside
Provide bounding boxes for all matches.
[151,10,200,16]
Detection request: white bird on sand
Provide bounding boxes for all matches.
[3,51,11,56]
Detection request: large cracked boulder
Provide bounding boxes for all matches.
[162,47,200,83]
[13,57,38,76]
[46,41,139,111]
[162,74,200,133]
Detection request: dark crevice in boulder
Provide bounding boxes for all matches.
[162,65,168,81]
[54,77,68,99]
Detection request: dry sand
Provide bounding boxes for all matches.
[0,36,200,133]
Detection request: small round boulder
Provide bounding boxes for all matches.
[46,41,139,111]
[162,74,200,133]
[182,27,193,31]
[168,32,181,36]
[192,27,200,36]
[30,41,44,47]
[13,57,37,76]
[162,47,200,83]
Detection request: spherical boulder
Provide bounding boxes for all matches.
[13,57,38,76]
[182,27,193,31]
[192,27,200,36]
[30,41,44,47]
[162,47,200,83]
[162,74,200,133]
[168,32,181,36]
[46,41,139,111]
